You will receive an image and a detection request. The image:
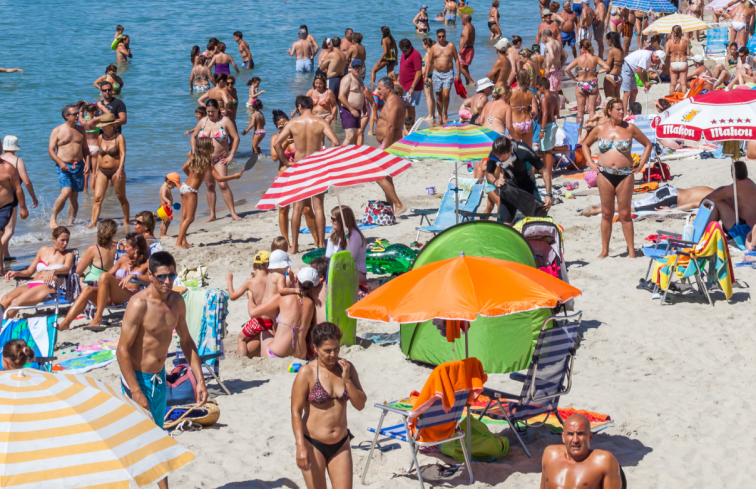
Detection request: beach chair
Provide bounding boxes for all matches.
[168,288,231,396]
[0,314,58,372]
[551,118,582,172]
[475,312,582,458]
[704,23,729,58]
[361,360,479,488]
[629,116,665,183]
[411,179,485,241]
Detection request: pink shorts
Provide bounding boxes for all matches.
[459,47,475,66]
[242,317,274,338]
[547,69,563,91]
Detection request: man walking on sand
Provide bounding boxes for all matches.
[234,31,254,69]
[543,30,568,94]
[339,59,367,145]
[538,77,560,172]
[0,160,28,274]
[375,77,407,216]
[48,105,90,229]
[118,251,208,489]
[289,29,315,73]
[427,28,462,124]
[273,95,340,254]
[557,1,579,59]
[459,15,476,85]
[398,39,424,123]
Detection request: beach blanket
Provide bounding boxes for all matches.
[457,177,479,204]
[0,315,57,371]
[74,339,117,354]
[358,332,400,345]
[183,289,206,341]
[52,350,116,374]
[300,223,378,234]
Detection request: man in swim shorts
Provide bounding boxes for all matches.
[339,59,367,145]
[557,1,578,59]
[374,77,407,215]
[543,30,567,93]
[0,157,28,275]
[428,28,462,124]
[118,251,207,489]
[537,77,560,170]
[234,31,254,70]
[458,15,476,85]
[289,29,315,73]
[541,414,623,488]
[320,37,347,103]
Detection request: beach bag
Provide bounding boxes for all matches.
[178,264,208,287]
[165,364,198,406]
[584,170,598,188]
[164,399,220,430]
[440,416,509,463]
[361,201,396,226]
[641,162,671,183]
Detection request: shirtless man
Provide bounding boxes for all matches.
[116,36,132,62]
[531,44,546,77]
[536,10,560,52]
[0,160,28,275]
[557,2,578,60]
[299,25,320,57]
[543,30,568,94]
[341,28,354,55]
[488,38,513,89]
[459,15,476,85]
[273,96,339,254]
[541,414,622,489]
[706,160,756,231]
[578,0,595,44]
[289,29,315,73]
[48,105,90,229]
[118,251,207,489]
[374,77,407,215]
[234,31,254,70]
[444,0,458,26]
[581,185,714,216]
[538,77,560,171]
[464,77,494,124]
[339,59,367,145]
[227,250,271,358]
[320,37,347,103]
[593,0,606,59]
[428,28,462,124]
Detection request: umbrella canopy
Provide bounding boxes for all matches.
[347,254,581,323]
[0,369,193,488]
[611,0,676,12]
[704,0,738,11]
[654,90,756,142]
[256,145,410,210]
[386,122,499,162]
[642,13,710,34]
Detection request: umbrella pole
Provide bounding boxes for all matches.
[455,161,460,224]
[733,160,739,224]
[465,326,470,464]
[334,187,349,239]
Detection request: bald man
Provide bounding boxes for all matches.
[540,414,623,489]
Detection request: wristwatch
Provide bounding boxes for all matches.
[545,193,552,197]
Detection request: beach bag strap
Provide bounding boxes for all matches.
[361,200,396,226]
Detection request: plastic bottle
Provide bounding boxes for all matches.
[682,215,694,242]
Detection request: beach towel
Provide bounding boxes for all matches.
[53,350,116,374]
[197,289,228,367]
[440,416,509,462]
[300,224,378,235]
[409,358,487,442]
[183,289,207,341]
[74,339,118,354]
[0,315,57,371]
[456,177,479,204]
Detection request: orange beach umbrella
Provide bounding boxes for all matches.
[347,254,581,324]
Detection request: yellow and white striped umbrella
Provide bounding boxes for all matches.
[642,13,710,34]
[0,369,194,488]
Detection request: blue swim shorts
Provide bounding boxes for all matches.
[242,59,254,70]
[296,58,313,73]
[122,367,167,428]
[56,162,85,193]
[561,31,576,47]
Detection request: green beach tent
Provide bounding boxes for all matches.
[400,221,550,373]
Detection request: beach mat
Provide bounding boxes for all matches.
[358,332,400,346]
[300,223,378,234]
[53,350,116,374]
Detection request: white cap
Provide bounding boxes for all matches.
[653,50,666,65]
[269,249,292,269]
[476,77,495,92]
[494,38,512,52]
[2,136,19,152]
[298,266,319,286]
[692,54,705,64]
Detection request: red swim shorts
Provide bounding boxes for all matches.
[242,317,274,338]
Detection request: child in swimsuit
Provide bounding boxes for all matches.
[245,76,264,107]
[227,250,274,358]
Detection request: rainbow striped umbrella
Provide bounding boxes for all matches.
[386,122,500,162]
[0,369,194,488]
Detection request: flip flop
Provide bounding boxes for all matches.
[82,325,108,333]
[438,464,460,477]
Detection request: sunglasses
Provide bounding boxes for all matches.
[66,112,78,117]
[101,88,113,92]
[134,220,144,225]
[154,273,178,282]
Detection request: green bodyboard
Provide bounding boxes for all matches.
[326,251,359,345]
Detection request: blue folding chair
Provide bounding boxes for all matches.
[552,118,582,172]
[361,364,474,488]
[411,180,485,240]
[630,115,665,182]
[475,312,583,458]
[0,314,58,371]
[705,23,729,57]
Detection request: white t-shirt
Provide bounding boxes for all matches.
[325,231,367,275]
[624,50,654,73]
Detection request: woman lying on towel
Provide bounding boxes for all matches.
[57,233,148,331]
[1,226,75,319]
[291,321,366,489]
[246,266,319,359]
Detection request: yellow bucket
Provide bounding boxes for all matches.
[156,205,172,221]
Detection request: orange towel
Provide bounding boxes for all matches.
[410,358,487,442]
[445,320,470,342]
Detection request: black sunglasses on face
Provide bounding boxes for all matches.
[155,273,178,282]
[101,88,113,92]
[135,220,144,225]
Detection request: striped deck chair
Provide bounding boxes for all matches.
[475,312,582,458]
[704,23,729,58]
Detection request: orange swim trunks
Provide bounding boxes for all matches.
[242,317,274,338]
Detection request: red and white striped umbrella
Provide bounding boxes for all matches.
[256,145,411,210]
[654,90,756,142]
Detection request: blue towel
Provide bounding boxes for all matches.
[300,224,378,234]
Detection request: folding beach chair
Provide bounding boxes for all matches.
[551,117,582,172]
[411,179,485,241]
[629,115,665,183]
[361,360,478,488]
[475,312,582,458]
[0,314,58,372]
[168,288,231,396]
[704,23,729,57]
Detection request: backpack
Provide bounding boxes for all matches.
[641,162,671,183]
[165,364,198,406]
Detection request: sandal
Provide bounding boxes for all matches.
[438,464,460,477]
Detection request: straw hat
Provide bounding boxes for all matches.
[96,113,118,128]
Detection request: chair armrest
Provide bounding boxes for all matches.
[374,403,411,417]
[509,372,527,383]
[35,356,57,363]
[459,210,497,219]
[410,209,437,215]
[166,352,221,362]
[481,387,521,401]
[129,279,151,287]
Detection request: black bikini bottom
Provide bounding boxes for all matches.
[99,166,119,179]
[304,430,353,461]
[598,170,632,188]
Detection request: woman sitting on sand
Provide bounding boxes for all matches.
[3,339,34,370]
[78,219,117,288]
[291,322,366,489]
[247,267,319,359]
[581,99,652,258]
[58,233,149,331]
[326,206,367,283]
[175,137,242,249]
[478,86,512,136]
[1,227,74,319]
[565,40,610,127]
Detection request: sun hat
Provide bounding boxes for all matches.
[254,250,271,264]
[96,113,118,128]
[691,54,705,64]
[542,8,552,15]
[653,50,666,65]
[269,249,292,269]
[298,266,319,285]
[476,77,495,92]
[166,172,181,187]
[2,136,19,152]
[494,38,512,51]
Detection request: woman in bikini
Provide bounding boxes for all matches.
[224,75,241,124]
[665,25,690,96]
[603,32,624,100]
[413,5,430,34]
[509,70,538,147]
[241,99,266,155]
[712,42,740,88]
[369,26,398,88]
[89,113,130,228]
[422,37,437,127]
[520,48,538,90]
[77,218,117,289]
[190,55,213,94]
[0,136,37,262]
[270,110,318,249]
[606,2,623,34]
[291,321,366,489]
[189,98,242,223]
[93,64,124,95]
[478,86,512,136]
[1,226,74,319]
[207,42,239,76]
[620,7,635,55]
[488,1,502,39]
[133,211,162,255]
[78,104,101,190]
[581,99,652,258]
[175,137,242,249]
[726,0,755,48]
[565,40,610,126]
[198,73,231,114]
[305,75,338,125]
